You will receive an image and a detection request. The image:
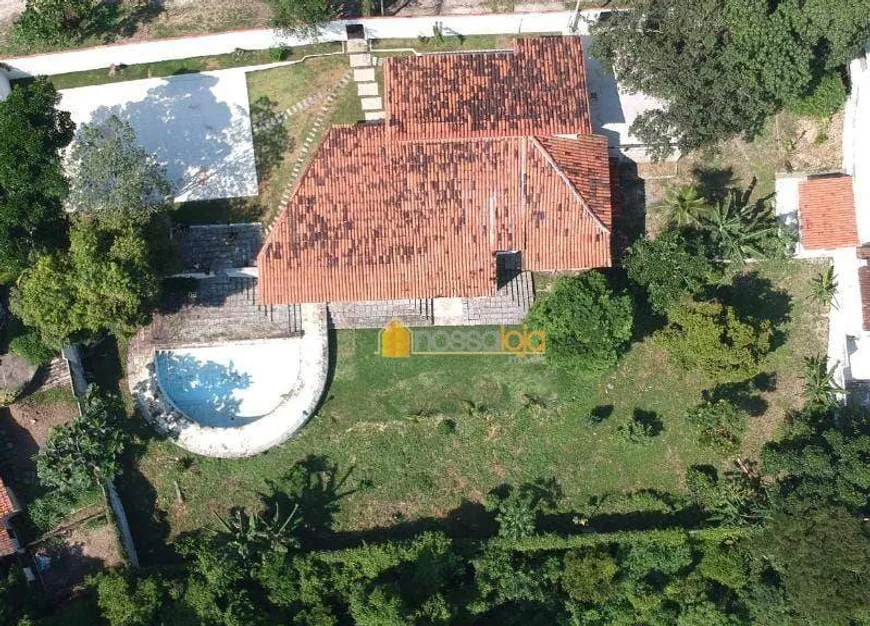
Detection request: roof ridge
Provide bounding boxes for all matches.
[528,136,611,235]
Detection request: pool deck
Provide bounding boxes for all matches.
[127,303,328,457]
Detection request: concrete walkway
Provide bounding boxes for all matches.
[1,11,584,78]
[348,39,385,121]
[127,303,329,458]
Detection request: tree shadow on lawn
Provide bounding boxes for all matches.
[702,373,775,417]
[715,272,792,352]
[692,166,737,203]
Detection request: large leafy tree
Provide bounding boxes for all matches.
[624,230,716,314]
[0,78,73,282]
[658,298,773,383]
[37,386,127,493]
[68,115,171,230]
[591,0,870,158]
[526,271,633,373]
[14,218,161,347]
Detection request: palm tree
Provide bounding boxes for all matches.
[662,185,708,228]
[701,189,779,263]
[802,354,843,410]
[214,503,300,563]
[810,266,838,308]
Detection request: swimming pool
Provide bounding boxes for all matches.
[154,340,302,428]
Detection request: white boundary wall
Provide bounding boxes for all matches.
[0,11,597,79]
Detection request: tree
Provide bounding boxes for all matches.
[266,0,340,36]
[662,185,708,228]
[526,271,633,373]
[214,504,301,565]
[68,115,171,230]
[658,298,773,383]
[810,266,837,307]
[590,0,870,158]
[0,78,73,282]
[624,230,715,314]
[14,218,161,347]
[37,386,127,493]
[12,0,98,45]
[700,189,790,264]
[758,507,870,626]
[802,354,843,410]
[494,492,537,540]
[561,548,618,605]
[93,571,166,626]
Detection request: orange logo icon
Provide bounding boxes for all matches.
[379,319,411,358]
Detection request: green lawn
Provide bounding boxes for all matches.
[125,260,826,562]
[28,43,343,90]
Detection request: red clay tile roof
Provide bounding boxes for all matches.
[0,477,20,557]
[799,175,858,250]
[258,125,612,304]
[385,37,593,142]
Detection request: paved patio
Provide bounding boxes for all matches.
[59,69,258,203]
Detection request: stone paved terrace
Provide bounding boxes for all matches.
[325,271,534,329]
[173,224,264,274]
[150,277,301,347]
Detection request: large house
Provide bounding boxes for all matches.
[257,37,619,326]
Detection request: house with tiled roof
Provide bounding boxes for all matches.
[257,37,618,328]
[0,475,23,558]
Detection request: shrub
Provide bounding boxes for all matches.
[9,329,56,366]
[37,386,127,493]
[266,0,340,36]
[561,548,618,604]
[0,389,19,407]
[788,71,848,118]
[687,400,748,453]
[12,0,98,46]
[494,492,536,540]
[657,298,773,383]
[624,231,716,313]
[526,271,633,373]
[269,46,288,61]
[618,409,663,444]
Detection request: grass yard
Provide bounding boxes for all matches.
[125,260,826,562]
[34,43,343,90]
[640,110,843,234]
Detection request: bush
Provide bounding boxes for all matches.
[0,389,19,407]
[618,409,663,444]
[788,71,848,118]
[624,231,716,314]
[269,46,288,61]
[657,298,773,383]
[687,400,748,453]
[9,329,56,366]
[266,0,339,35]
[526,271,633,373]
[12,0,98,46]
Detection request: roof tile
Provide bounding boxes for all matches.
[799,175,858,250]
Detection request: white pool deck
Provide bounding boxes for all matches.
[59,68,258,203]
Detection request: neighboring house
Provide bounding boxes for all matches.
[775,44,870,395]
[258,37,618,327]
[777,172,870,388]
[0,475,23,558]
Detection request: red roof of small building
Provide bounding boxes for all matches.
[258,126,611,304]
[799,175,858,250]
[0,477,21,557]
[385,37,593,142]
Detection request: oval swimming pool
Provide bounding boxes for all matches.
[154,340,302,428]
